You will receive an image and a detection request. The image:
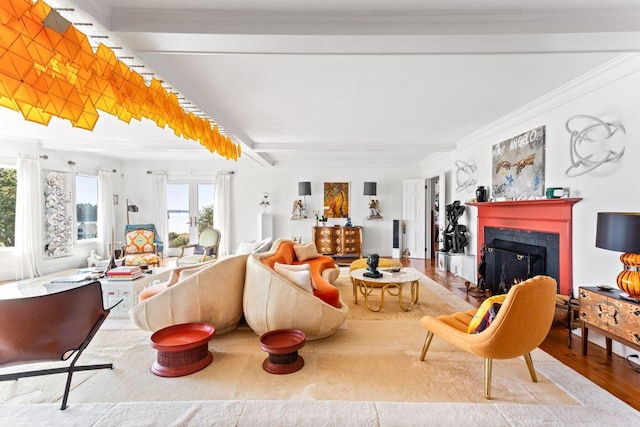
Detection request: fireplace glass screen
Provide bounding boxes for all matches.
[485,239,546,294]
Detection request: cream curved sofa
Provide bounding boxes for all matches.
[243,240,349,341]
[129,254,249,334]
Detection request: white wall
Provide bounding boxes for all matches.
[0,147,417,281]
[421,53,640,356]
[0,140,123,280]
[124,161,418,257]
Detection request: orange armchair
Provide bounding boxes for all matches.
[419,275,557,399]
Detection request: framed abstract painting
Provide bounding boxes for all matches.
[492,126,546,199]
[43,170,74,258]
[323,182,350,218]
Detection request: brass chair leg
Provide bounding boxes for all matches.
[420,331,434,361]
[484,358,492,399]
[524,352,538,383]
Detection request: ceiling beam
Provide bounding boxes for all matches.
[115,32,640,56]
[109,8,640,36]
[251,142,454,152]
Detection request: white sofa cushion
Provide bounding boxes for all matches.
[274,263,313,293]
[274,262,317,289]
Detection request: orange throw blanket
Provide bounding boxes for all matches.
[261,241,341,308]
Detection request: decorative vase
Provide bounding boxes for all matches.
[476,186,488,202]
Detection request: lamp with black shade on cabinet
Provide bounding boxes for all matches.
[595,212,640,299]
[364,182,382,219]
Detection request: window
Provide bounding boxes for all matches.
[167,182,214,250]
[76,174,98,240]
[0,167,17,248]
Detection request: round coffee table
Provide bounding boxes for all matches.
[350,268,421,312]
[150,322,215,377]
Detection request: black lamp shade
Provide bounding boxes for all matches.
[364,182,377,196]
[596,212,640,253]
[298,182,311,196]
[127,204,139,212]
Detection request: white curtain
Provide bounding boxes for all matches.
[15,154,42,279]
[214,173,231,257]
[97,170,116,259]
[152,174,167,256]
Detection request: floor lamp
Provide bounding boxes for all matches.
[126,199,138,225]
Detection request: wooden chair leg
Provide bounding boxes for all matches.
[420,331,434,361]
[524,352,538,383]
[484,358,493,399]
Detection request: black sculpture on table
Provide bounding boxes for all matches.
[363,253,383,278]
[442,200,468,254]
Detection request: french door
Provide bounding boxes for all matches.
[402,179,426,259]
[166,182,215,253]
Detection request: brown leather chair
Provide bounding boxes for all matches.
[419,275,557,399]
[0,281,119,410]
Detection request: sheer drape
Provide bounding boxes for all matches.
[214,173,231,257]
[152,174,167,257]
[97,170,115,259]
[15,154,42,279]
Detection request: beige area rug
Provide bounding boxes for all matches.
[1,269,638,426]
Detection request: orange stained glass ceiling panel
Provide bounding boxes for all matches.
[0,0,240,160]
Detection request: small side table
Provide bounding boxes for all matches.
[259,329,306,374]
[150,323,215,377]
[350,268,420,312]
[579,286,640,358]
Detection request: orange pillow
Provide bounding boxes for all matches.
[294,242,320,261]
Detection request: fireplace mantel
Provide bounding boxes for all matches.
[467,198,582,295]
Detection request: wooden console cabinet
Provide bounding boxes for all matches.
[579,287,640,357]
[312,225,362,258]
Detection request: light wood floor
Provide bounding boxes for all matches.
[400,257,640,412]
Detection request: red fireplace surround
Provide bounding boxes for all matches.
[468,198,582,295]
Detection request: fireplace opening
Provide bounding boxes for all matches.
[485,239,546,294]
[480,227,560,294]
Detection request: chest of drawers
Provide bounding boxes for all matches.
[579,286,640,357]
[312,225,362,258]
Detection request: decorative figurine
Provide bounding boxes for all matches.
[87,249,101,268]
[363,253,383,278]
[291,199,304,219]
[259,191,270,211]
[345,217,353,227]
[368,199,382,218]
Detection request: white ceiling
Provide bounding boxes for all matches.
[3,0,640,168]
